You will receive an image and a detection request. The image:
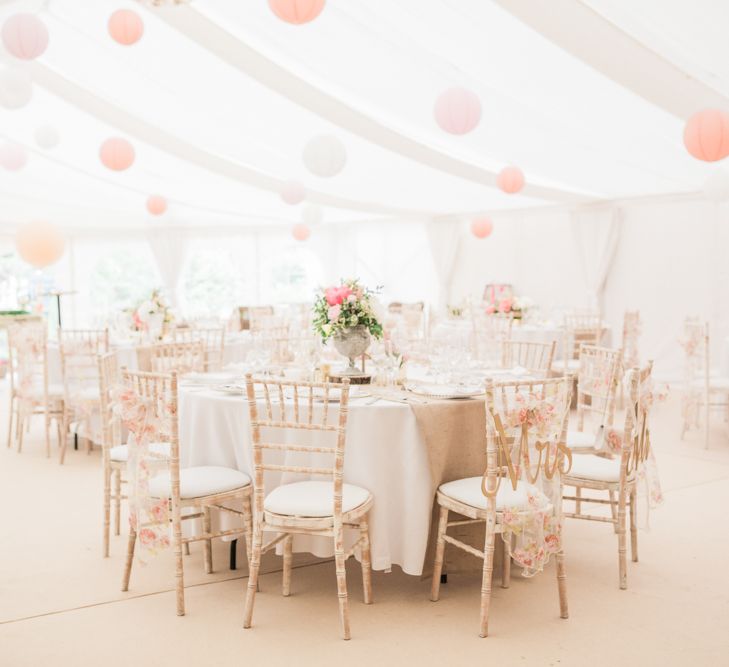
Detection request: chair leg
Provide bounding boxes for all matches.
[184,542,191,556]
[44,411,51,458]
[58,414,69,464]
[618,492,628,590]
[705,397,711,450]
[629,488,638,563]
[575,486,582,515]
[173,531,185,617]
[113,469,122,536]
[479,518,497,638]
[501,533,511,589]
[608,490,618,532]
[556,549,569,619]
[5,396,14,449]
[282,534,293,597]
[360,515,373,605]
[203,506,213,574]
[243,522,263,629]
[121,529,136,592]
[430,505,449,602]
[16,413,24,454]
[103,465,111,558]
[333,524,351,640]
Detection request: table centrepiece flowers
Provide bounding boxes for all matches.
[128,289,174,341]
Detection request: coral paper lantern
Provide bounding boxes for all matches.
[0,67,32,109]
[15,221,65,268]
[292,223,311,241]
[108,9,144,46]
[434,87,482,135]
[269,0,325,24]
[683,109,729,162]
[0,142,27,171]
[471,217,493,239]
[497,166,525,194]
[34,125,60,150]
[2,14,49,60]
[100,137,135,171]
[280,180,306,205]
[303,135,347,177]
[146,195,167,216]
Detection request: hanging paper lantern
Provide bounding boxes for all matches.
[303,135,346,177]
[302,204,323,225]
[683,109,729,162]
[0,142,28,171]
[15,221,65,268]
[471,217,493,239]
[146,195,167,215]
[34,125,60,150]
[0,67,32,109]
[99,137,135,171]
[434,87,482,135]
[703,169,729,201]
[280,180,306,205]
[108,9,144,46]
[496,166,525,194]
[2,14,49,60]
[269,0,325,24]
[292,223,311,241]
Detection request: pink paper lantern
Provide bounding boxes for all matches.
[2,14,49,60]
[684,109,729,162]
[15,221,65,268]
[108,9,144,46]
[434,87,482,135]
[497,166,525,194]
[146,195,167,216]
[269,0,325,24]
[292,223,311,241]
[0,142,27,171]
[100,137,135,171]
[471,217,493,239]
[281,180,306,205]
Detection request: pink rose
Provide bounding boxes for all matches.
[328,304,341,321]
[325,287,340,306]
[485,304,496,315]
[338,286,352,302]
[498,298,512,313]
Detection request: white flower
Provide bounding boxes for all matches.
[322,324,332,335]
[347,294,357,303]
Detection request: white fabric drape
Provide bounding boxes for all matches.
[427,219,464,314]
[146,226,189,306]
[570,205,623,312]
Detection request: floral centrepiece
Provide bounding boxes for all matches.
[127,289,173,339]
[312,279,383,341]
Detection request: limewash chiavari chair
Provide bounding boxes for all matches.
[560,312,602,372]
[618,311,641,408]
[119,370,253,616]
[500,339,556,375]
[172,327,226,371]
[563,362,654,589]
[6,323,63,456]
[431,376,573,638]
[148,340,205,374]
[680,318,729,449]
[243,375,374,640]
[471,312,514,363]
[58,328,110,463]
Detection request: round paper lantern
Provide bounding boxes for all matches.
[471,217,493,239]
[302,204,323,225]
[269,0,325,24]
[280,180,306,205]
[0,67,32,109]
[15,221,65,268]
[496,166,525,194]
[303,135,346,177]
[684,109,729,162]
[34,125,60,149]
[108,9,144,46]
[146,195,167,215]
[99,137,135,171]
[0,142,27,171]
[292,223,311,241]
[2,14,49,60]
[703,169,729,201]
[434,87,482,135]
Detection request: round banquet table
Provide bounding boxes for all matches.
[178,386,435,575]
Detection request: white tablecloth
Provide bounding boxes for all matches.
[178,387,433,575]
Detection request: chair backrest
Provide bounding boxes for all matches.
[98,352,121,453]
[148,341,205,374]
[244,375,351,521]
[58,329,109,404]
[621,311,641,368]
[172,327,226,371]
[575,344,623,431]
[58,328,110,354]
[618,362,655,476]
[500,339,556,375]
[680,317,707,381]
[7,323,48,400]
[563,313,602,361]
[471,312,514,363]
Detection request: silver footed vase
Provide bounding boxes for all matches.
[333,325,371,375]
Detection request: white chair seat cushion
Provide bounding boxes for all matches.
[566,429,596,449]
[148,466,251,499]
[565,454,623,483]
[264,481,371,518]
[109,442,171,463]
[438,477,549,512]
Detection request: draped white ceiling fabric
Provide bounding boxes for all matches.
[0,0,726,234]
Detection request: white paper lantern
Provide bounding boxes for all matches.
[302,203,323,225]
[34,125,60,149]
[0,67,32,109]
[280,180,306,205]
[302,135,346,177]
[703,169,729,201]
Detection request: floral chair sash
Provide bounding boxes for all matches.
[10,325,48,410]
